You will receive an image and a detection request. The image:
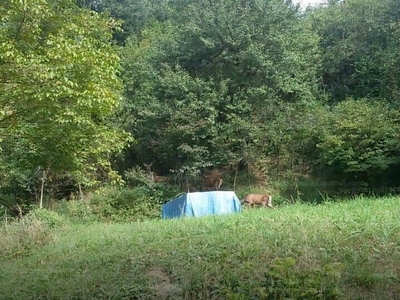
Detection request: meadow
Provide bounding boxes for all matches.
[1,196,400,299]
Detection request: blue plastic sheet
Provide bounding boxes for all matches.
[162,191,242,219]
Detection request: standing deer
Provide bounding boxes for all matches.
[200,175,223,191]
[241,193,274,209]
[143,162,169,183]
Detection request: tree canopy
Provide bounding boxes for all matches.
[118,0,321,181]
[2,0,400,204]
[0,0,131,198]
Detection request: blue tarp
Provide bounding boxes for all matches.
[162,191,242,219]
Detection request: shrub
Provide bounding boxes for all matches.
[26,208,66,229]
[0,209,63,258]
[89,184,181,222]
[56,199,98,223]
[315,98,400,185]
[262,258,345,299]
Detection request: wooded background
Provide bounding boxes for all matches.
[1,0,400,213]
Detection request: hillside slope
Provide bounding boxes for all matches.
[1,197,400,299]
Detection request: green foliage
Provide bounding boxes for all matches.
[3,0,400,203]
[210,257,344,299]
[0,0,132,201]
[119,0,321,178]
[3,196,399,298]
[89,185,180,222]
[123,165,151,187]
[84,0,400,197]
[315,98,400,182]
[91,0,174,44]
[261,258,344,299]
[310,0,400,102]
[56,199,99,223]
[26,208,66,229]
[0,209,63,258]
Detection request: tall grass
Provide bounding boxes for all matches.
[1,196,400,299]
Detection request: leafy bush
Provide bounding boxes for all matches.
[315,98,400,185]
[262,258,345,299]
[56,200,98,223]
[0,209,63,258]
[26,208,66,229]
[124,166,152,187]
[89,184,181,222]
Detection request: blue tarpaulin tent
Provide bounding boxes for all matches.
[162,191,242,219]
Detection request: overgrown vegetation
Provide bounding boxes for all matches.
[1,0,400,296]
[1,196,400,299]
[2,0,400,215]
[0,208,66,258]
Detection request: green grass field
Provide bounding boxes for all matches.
[1,196,400,299]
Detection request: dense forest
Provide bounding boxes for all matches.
[1,0,400,217]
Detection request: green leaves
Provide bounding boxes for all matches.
[118,0,321,177]
[316,98,400,176]
[0,0,131,197]
[310,0,400,102]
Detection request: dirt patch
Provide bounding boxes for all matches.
[147,267,182,299]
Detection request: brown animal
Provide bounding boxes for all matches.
[201,176,223,191]
[241,193,274,209]
[143,162,169,183]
